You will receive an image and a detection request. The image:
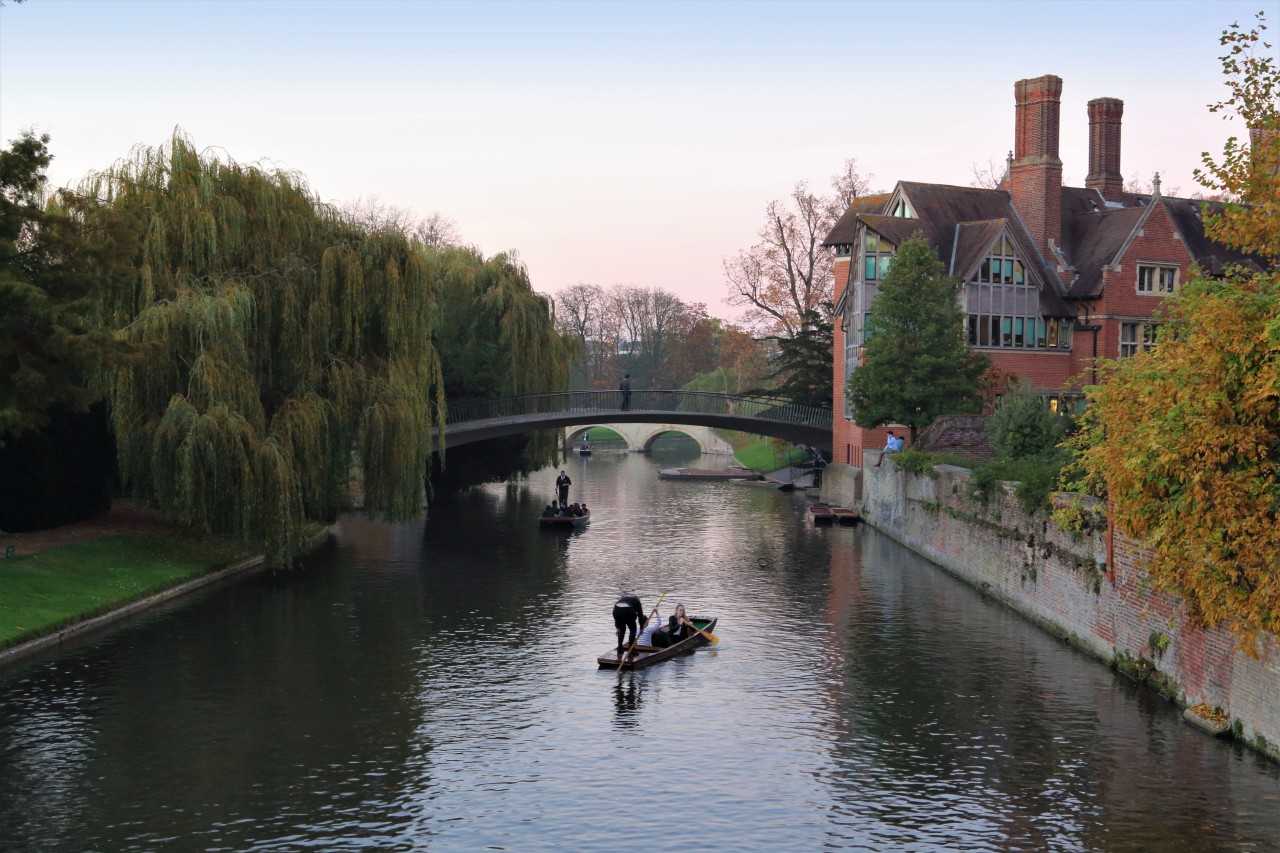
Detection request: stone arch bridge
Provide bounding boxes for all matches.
[563,423,735,455]
[443,390,832,452]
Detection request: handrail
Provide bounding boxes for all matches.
[444,389,832,430]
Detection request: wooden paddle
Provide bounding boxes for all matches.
[680,617,719,645]
[617,591,669,675]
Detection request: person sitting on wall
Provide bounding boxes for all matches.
[875,431,901,467]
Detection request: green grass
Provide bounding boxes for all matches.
[730,435,810,473]
[0,534,250,651]
[580,426,625,442]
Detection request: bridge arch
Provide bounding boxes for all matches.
[563,423,733,455]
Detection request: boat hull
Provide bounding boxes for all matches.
[539,511,590,528]
[597,617,718,669]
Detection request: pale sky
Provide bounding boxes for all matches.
[1,0,1274,315]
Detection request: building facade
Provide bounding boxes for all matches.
[827,74,1261,467]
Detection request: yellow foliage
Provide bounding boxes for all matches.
[1066,272,1280,650]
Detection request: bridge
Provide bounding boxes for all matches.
[562,423,736,455]
[443,390,832,451]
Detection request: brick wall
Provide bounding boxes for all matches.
[860,455,1280,760]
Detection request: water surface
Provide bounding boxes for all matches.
[2,442,1278,851]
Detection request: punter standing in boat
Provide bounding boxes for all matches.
[556,470,572,509]
[613,594,645,657]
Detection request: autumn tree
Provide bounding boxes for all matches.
[724,159,870,337]
[844,237,988,441]
[1066,13,1280,648]
[1194,10,1280,259]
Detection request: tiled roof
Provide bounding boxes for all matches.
[822,193,892,246]
[949,219,1006,280]
[858,214,928,248]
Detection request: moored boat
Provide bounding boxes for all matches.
[540,510,590,528]
[597,616,718,669]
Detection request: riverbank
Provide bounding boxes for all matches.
[0,504,329,664]
[851,453,1280,763]
[718,430,808,472]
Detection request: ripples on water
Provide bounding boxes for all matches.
[1,445,1278,851]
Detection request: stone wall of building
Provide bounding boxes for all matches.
[860,450,1280,760]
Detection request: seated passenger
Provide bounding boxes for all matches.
[542,503,557,517]
[636,612,663,647]
[652,604,694,648]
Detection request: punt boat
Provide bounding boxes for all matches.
[540,510,590,528]
[597,616,718,670]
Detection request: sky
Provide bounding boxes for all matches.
[1,0,1275,316]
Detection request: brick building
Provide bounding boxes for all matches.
[825,74,1262,467]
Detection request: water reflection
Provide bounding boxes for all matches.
[0,443,1277,850]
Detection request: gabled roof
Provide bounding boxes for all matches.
[858,214,927,247]
[822,193,892,246]
[1058,189,1266,296]
[949,219,1006,280]
[1060,204,1146,297]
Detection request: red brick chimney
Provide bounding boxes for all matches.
[1009,75,1063,260]
[1086,97,1125,200]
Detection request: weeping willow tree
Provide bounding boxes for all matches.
[72,133,449,562]
[428,246,578,488]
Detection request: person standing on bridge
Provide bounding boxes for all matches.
[619,373,632,411]
[556,470,572,509]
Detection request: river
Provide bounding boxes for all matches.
[1,440,1278,851]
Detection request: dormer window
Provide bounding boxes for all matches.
[976,235,1025,285]
[862,230,895,281]
[1137,264,1177,294]
[834,243,852,258]
[891,198,915,218]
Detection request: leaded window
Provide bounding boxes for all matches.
[862,230,895,282]
[1120,321,1159,357]
[963,233,1068,350]
[1137,264,1178,294]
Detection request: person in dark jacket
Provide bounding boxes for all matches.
[556,470,572,508]
[652,603,694,648]
[620,373,632,411]
[613,594,646,657]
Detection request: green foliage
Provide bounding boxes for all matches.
[845,237,989,439]
[62,132,569,561]
[986,386,1070,460]
[752,307,833,408]
[892,448,941,475]
[732,436,808,473]
[0,132,136,439]
[970,454,1066,515]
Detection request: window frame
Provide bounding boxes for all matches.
[1136,263,1179,296]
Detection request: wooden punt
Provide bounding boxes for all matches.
[597,617,718,670]
[808,503,835,525]
[830,507,860,525]
[539,510,590,528]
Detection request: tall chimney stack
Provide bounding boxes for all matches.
[1009,75,1064,260]
[1086,97,1125,200]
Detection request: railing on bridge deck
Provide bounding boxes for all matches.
[445,389,832,430]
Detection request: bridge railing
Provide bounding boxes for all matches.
[445,390,832,429]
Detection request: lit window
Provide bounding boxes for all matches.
[1137,264,1178,295]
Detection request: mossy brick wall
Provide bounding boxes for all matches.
[861,450,1280,760]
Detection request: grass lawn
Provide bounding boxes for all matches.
[0,534,250,651]
[730,435,811,473]
[581,426,625,442]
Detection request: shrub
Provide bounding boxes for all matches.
[969,452,1067,514]
[986,387,1070,460]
